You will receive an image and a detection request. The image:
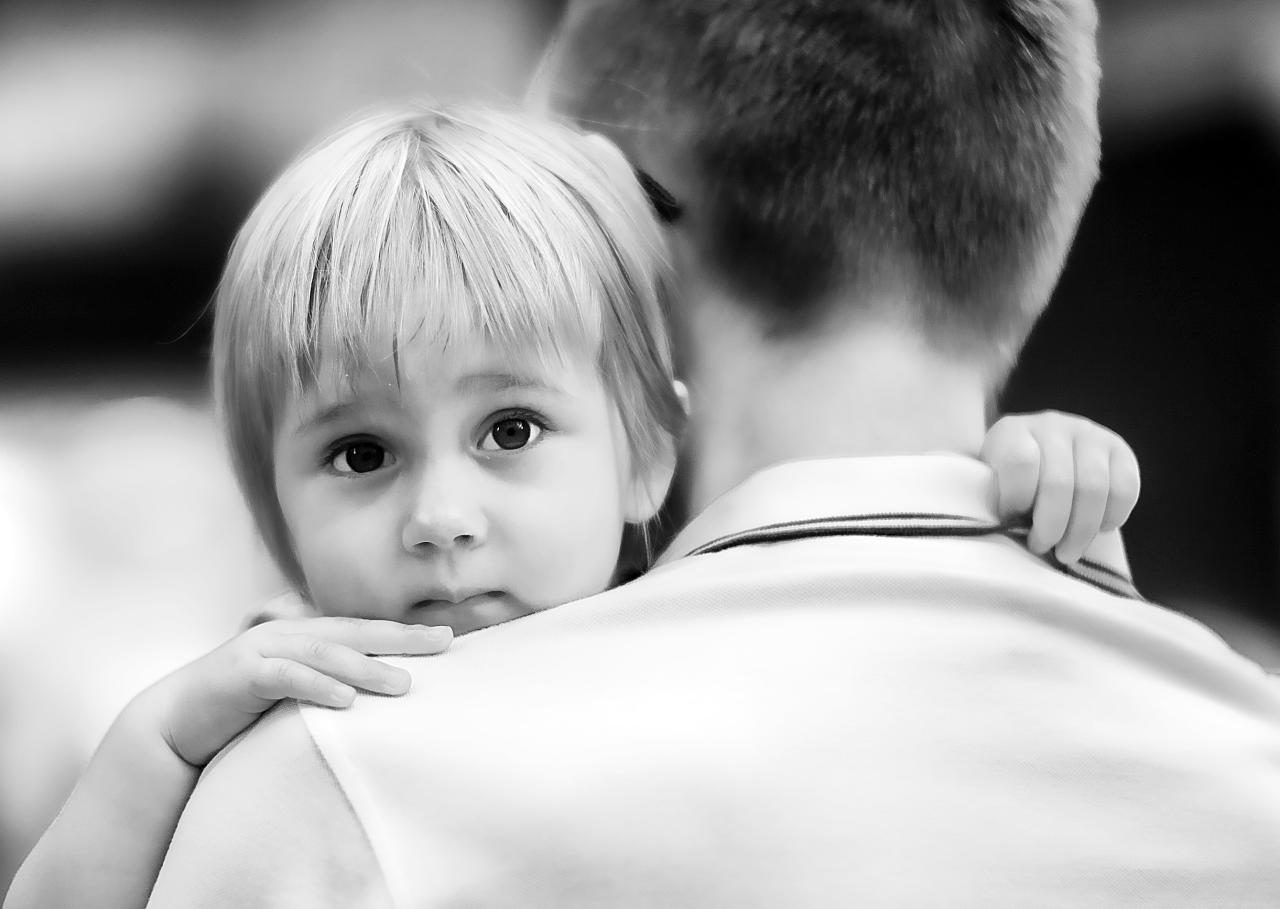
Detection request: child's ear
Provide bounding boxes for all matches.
[673,379,690,417]
[624,432,679,524]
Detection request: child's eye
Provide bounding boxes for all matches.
[329,440,394,474]
[479,416,544,452]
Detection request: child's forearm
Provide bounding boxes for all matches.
[3,688,199,909]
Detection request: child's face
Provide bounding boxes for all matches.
[272,333,640,635]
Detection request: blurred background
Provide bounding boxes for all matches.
[1,0,1278,894]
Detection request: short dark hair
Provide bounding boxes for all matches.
[546,0,1100,360]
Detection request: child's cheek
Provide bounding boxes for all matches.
[296,510,383,619]
[538,507,627,604]
[304,562,381,621]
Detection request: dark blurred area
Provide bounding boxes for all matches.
[0,0,565,379]
[2,0,1279,896]
[1005,118,1280,624]
[1002,0,1280,636]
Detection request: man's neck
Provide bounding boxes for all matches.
[682,293,990,514]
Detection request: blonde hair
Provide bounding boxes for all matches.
[213,103,684,587]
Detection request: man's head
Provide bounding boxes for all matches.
[540,0,1101,376]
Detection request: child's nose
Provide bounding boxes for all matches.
[401,468,488,552]
[402,501,487,552]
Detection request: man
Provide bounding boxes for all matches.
[147,1,1280,905]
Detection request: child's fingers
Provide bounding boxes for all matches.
[980,419,1041,519]
[1100,444,1141,532]
[260,617,453,656]
[1026,429,1075,555]
[268,635,413,697]
[1053,441,1111,566]
[249,658,357,708]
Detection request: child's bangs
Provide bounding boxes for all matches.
[215,104,678,589]
[271,118,616,391]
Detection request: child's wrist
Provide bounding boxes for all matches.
[116,676,202,772]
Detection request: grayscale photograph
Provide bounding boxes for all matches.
[3,0,1280,905]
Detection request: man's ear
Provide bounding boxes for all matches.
[624,431,679,524]
[525,0,611,112]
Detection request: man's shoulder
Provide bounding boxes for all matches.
[209,699,314,769]
[183,702,341,843]
[147,701,391,908]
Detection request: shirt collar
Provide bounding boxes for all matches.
[655,454,1137,595]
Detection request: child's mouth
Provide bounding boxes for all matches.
[409,592,530,634]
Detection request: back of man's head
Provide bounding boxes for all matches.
[543,0,1100,371]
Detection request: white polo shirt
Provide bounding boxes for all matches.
[148,455,1280,908]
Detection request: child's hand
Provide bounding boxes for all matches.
[981,411,1141,566]
[153,617,453,767]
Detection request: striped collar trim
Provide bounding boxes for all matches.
[656,456,1142,601]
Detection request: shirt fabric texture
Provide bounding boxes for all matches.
[147,455,1280,908]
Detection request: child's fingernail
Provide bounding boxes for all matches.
[420,625,452,643]
[328,683,356,707]
[1057,551,1080,566]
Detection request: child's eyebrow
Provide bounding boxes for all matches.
[291,373,566,437]
[290,399,386,437]
[455,372,567,396]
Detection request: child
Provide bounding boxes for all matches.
[4,103,1139,909]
